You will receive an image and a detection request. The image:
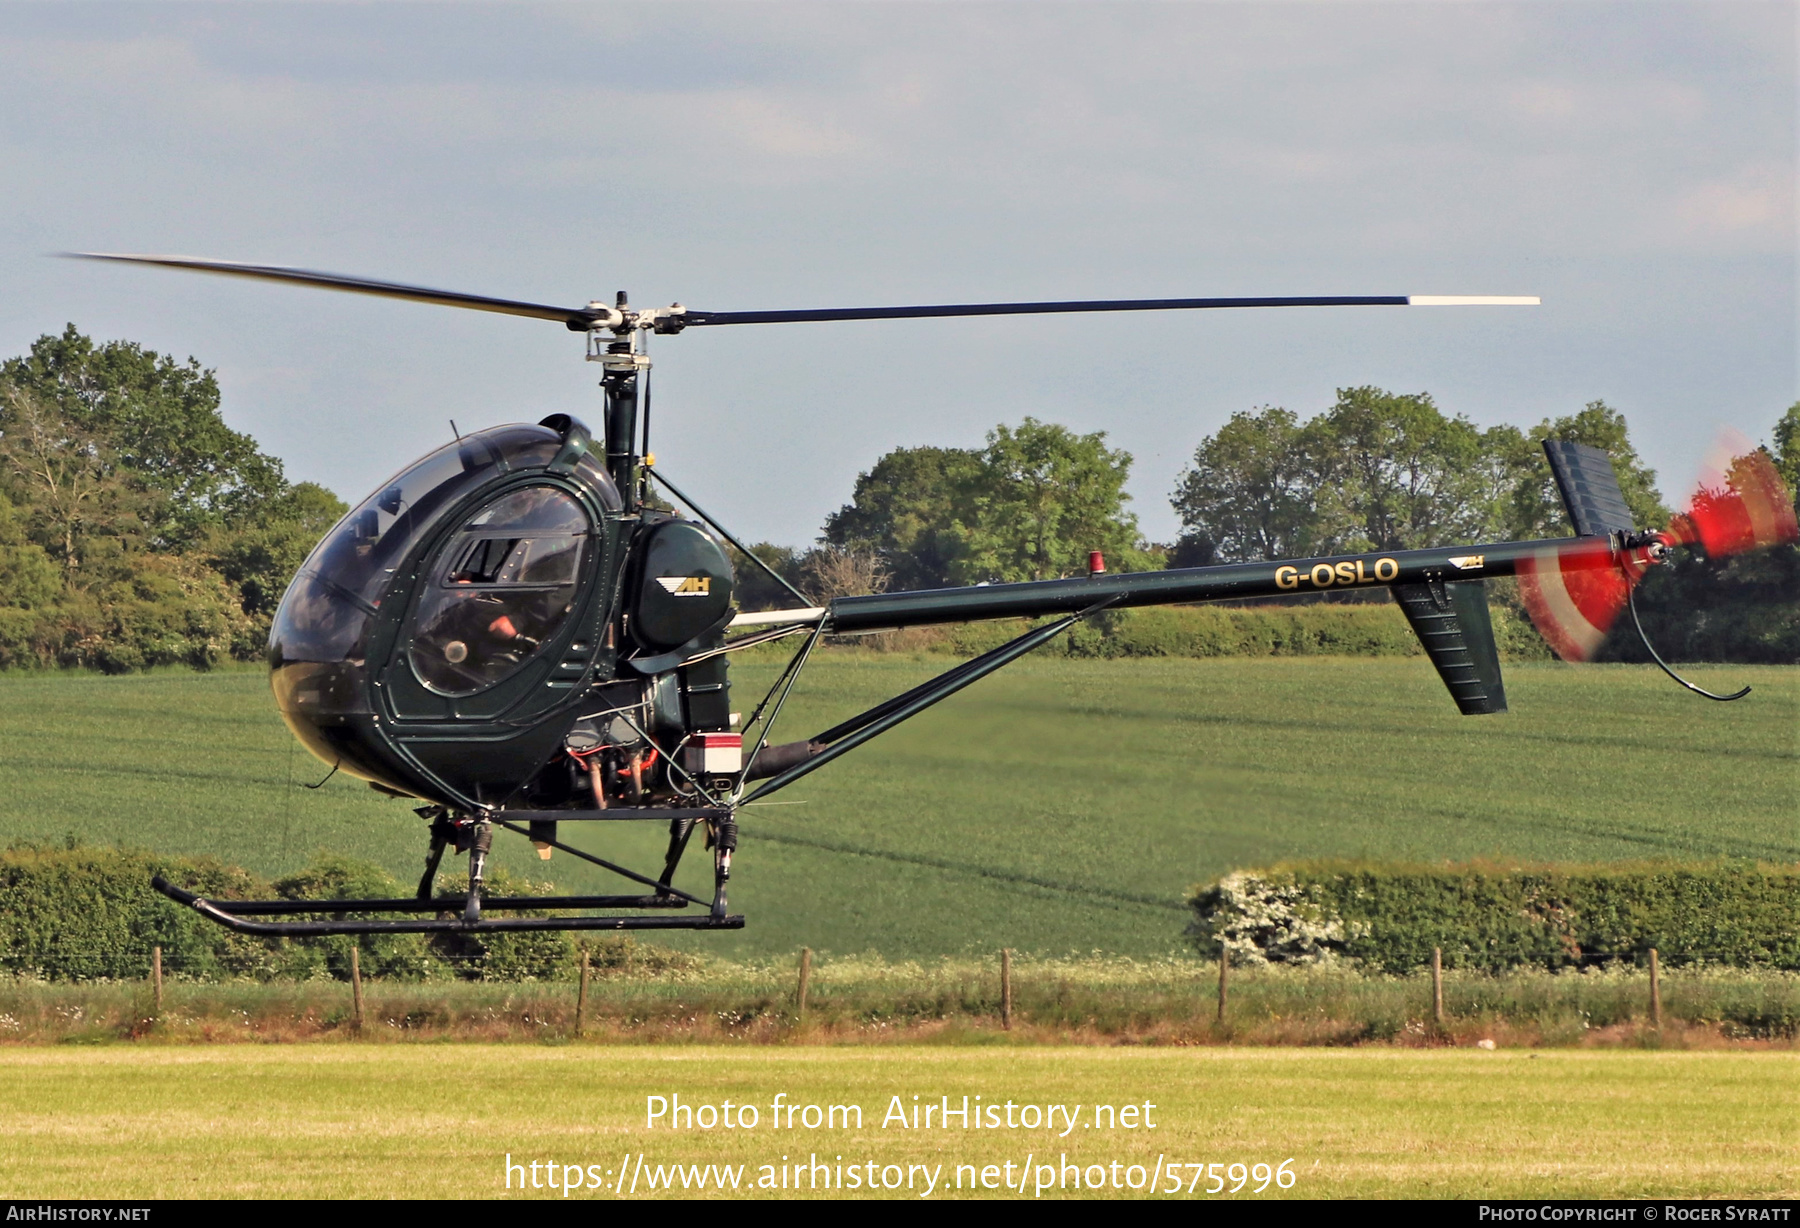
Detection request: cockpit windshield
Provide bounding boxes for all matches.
[268,422,618,717]
[302,426,568,613]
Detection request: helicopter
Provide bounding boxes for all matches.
[68,253,1798,938]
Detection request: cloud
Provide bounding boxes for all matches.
[0,2,1790,544]
[1671,164,1794,241]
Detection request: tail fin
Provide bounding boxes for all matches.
[1394,580,1508,714]
[1542,439,1636,537]
[1520,439,1645,662]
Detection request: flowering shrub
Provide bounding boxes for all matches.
[1189,861,1800,972]
[1187,871,1362,965]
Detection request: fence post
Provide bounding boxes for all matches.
[1000,949,1013,1030]
[350,945,364,1033]
[1649,947,1662,1028]
[1217,948,1229,1024]
[797,948,812,1020]
[1432,947,1444,1027]
[151,945,163,1017]
[575,947,590,1038]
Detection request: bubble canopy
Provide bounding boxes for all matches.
[267,422,619,784]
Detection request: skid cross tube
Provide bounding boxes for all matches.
[501,807,729,823]
[492,819,712,907]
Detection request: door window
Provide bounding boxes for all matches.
[409,487,590,695]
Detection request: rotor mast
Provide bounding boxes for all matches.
[588,291,652,507]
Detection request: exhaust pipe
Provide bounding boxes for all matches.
[743,739,825,782]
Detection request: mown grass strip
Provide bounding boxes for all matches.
[0,1046,1790,1198]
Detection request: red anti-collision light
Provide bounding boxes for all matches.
[1088,551,1106,575]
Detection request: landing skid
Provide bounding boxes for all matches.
[152,804,741,936]
[150,878,742,934]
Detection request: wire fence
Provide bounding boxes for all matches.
[4,943,1796,1045]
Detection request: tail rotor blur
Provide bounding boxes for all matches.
[1667,431,1799,559]
[1517,435,1797,692]
[1516,538,1645,663]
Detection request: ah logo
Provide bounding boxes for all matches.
[656,576,711,597]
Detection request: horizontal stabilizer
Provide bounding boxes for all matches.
[1394,580,1508,715]
[1543,440,1636,538]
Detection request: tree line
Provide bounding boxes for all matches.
[744,388,1679,608]
[0,326,1793,668]
[0,326,345,670]
[737,418,1156,608]
[747,388,1799,662]
[1171,389,1669,563]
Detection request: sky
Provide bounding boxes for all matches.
[1,1,1793,546]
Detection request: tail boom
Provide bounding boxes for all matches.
[825,539,1563,633]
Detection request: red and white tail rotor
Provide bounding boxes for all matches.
[1519,440,1795,664]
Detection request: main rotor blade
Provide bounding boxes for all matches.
[679,294,1537,327]
[68,252,1538,332]
[67,253,606,328]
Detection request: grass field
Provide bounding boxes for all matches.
[0,655,1794,958]
[0,1046,1790,1198]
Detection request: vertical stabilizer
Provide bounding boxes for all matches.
[1543,440,1636,537]
[1394,580,1508,715]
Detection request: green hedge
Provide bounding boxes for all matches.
[0,843,588,982]
[1188,861,1800,973]
[915,600,1551,661]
